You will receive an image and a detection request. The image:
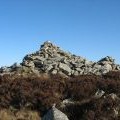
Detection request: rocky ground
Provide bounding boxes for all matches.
[0,41,120,120]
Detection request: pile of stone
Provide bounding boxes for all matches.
[21,41,120,76]
[0,41,120,76]
[0,63,21,74]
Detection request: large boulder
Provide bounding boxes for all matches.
[42,105,69,120]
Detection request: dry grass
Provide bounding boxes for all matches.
[0,109,40,120]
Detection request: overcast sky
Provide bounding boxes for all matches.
[0,0,120,67]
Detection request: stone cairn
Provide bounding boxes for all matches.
[1,41,120,76]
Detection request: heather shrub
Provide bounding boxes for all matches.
[103,71,120,80]
[0,71,119,119]
[0,74,67,115]
[66,75,99,100]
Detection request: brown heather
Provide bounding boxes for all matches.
[0,71,120,119]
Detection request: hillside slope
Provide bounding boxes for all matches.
[0,41,120,120]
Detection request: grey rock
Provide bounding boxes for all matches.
[93,64,102,69]
[34,56,46,61]
[95,90,105,98]
[34,60,43,65]
[23,55,33,61]
[100,64,112,74]
[44,60,53,65]
[70,61,76,65]
[59,63,71,75]
[71,70,75,75]
[60,58,68,64]
[44,53,49,58]
[104,64,112,70]
[84,59,92,65]
[62,99,74,104]
[109,93,118,100]
[22,60,35,67]
[45,65,53,71]
[71,62,84,68]
[75,67,82,72]
[51,70,58,74]
[58,71,69,78]
[42,105,69,120]
[74,71,79,76]
[116,65,120,70]
[98,56,115,63]
[0,66,11,73]
[11,63,20,69]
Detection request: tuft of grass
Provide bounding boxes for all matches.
[0,109,40,120]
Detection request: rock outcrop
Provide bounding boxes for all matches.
[21,41,120,76]
[0,41,120,77]
[42,104,69,120]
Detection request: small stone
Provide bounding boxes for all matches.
[47,65,53,71]
[116,65,120,70]
[95,89,105,98]
[51,70,58,74]
[75,68,82,72]
[71,70,74,75]
[73,71,79,76]
[60,58,68,64]
[23,61,35,68]
[34,60,43,68]
[109,93,118,100]
[58,71,68,78]
[44,54,49,58]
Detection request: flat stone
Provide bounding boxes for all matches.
[58,71,69,78]
[51,70,58,74]
[75,68,82,72]
[59,63,71,75]
[23,61,35,68]
[47,65,53,71]
[36,57,46,61]
[93,64,102,69]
